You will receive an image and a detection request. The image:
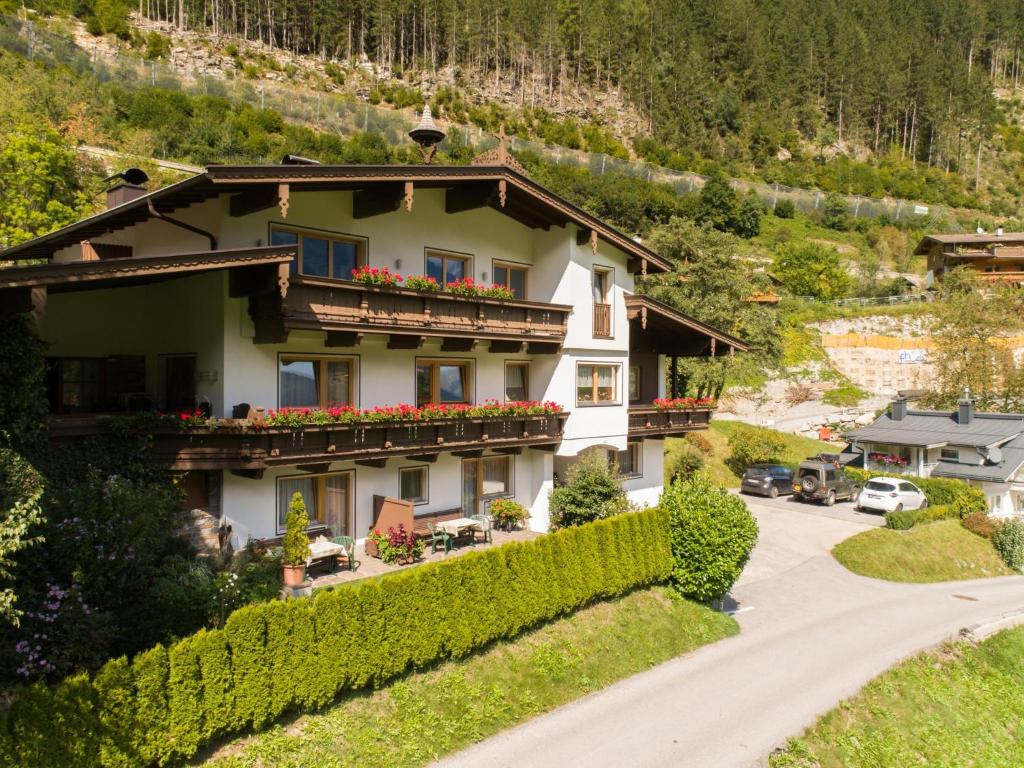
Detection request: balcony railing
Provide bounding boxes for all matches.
[283,278,571,344]
[627,405,713,437]
[50,413,567,472]
[593,302,611,338]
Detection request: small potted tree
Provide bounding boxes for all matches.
[282,491,311,588]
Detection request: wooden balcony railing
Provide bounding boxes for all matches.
[627,405,713,437]
[282,278,572,345]
[593,302,611,338]
[977,271,1024,283]
[51,413,567,472]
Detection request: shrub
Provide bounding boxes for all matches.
[281,492,311,567]
[488,499,529,531]
[962,511,997,539]
[667,448,705,483]
[549,450,626,529]
[992,519,1024,570]
[684,432,714,456]
[662,474,758,603]
[773,199,796,218]
[884,509,919,530]
[726,426,786,475]
[0,508,672,765]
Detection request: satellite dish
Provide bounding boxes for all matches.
[981,445,1004,465]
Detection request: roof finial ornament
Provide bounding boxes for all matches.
[470,125,528,175]
[408,104,446,164]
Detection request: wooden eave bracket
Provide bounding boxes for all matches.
[278,183,290,218]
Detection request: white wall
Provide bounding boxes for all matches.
[221,448,553,545]
[622,439,665,508]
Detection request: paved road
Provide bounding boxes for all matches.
[435,497,1023,768]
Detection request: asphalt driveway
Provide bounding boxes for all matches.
[435,496,1023,768]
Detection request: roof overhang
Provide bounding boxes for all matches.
[625,294,748,357]
[0,245,295,313]
[0,164,671,273]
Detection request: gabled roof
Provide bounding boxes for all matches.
[848,409,1024,449]
[930,437,1024,483]
[0,163,671,272]
[914,232,1024,255]
[624,294,749,356]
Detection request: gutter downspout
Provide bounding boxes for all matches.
[148,199,217,250]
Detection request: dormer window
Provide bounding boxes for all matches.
[271,226,366,279]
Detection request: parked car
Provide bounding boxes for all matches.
[792,459,859,506]
[740,464,794,498]
[855,478,928,513]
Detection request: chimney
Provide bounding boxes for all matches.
[890,397,908,421]
[104,168,150,209]
[958,387,975,425]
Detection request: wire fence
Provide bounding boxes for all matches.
[1,15,969,228]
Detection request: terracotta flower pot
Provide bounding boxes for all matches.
[282,564,306,588]
[365,538,380,558]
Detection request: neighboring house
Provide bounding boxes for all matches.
[846,396,1024,517]
[0,149,744,547]
[916,230,1024,287]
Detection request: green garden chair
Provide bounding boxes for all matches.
[427,522,453,554]
[470,514,492,544]
[331,535,357,571]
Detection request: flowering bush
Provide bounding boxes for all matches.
[403,274,440,291]
[261,399,563,428]
[444,276,516,300]
[351,265,402,287]
[867,451,908,467]
[369,524,424,564]
[177,407,207,427]
[652,397,717,410]
[488,498,529,531]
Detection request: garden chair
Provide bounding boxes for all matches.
[427,522,453,554]
[331,535,357,571]
[470,514,492,544]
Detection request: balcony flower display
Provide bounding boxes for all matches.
[444,277,516,300]
[403,274,440,292]
[351,265,402,288]
[259,399,563,428]
[867,451,908,467]
[651,396,717,411]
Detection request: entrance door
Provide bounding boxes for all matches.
[462,459,480,516]
[164,355,197,411]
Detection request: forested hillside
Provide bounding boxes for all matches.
[14,0,1024,213]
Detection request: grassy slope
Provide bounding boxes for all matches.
[667,421,837,488]
[199,588,737,767]
[832,519,1014,582]
[770,626,1024,768]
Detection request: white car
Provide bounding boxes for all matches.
[855,477,928,513]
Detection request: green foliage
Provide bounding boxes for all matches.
[773,199,796,218]
[883,508,918,530]
[488,498,529,530]
[142,31,170,60]
[548,450,627,529]
[845,469,986,514]
[281,492,311,566]
[726,425,786,475]
[962,511,998,539]
[992,519,1024,570]
[883,504,956,530]
[773,242,851,300]
[0,449,44,626]
[666,448,705,483]
[0,315,48,452]
[663,474,758,603]
[0,509,673,765]
[822,192,849,230]
[821,381,867,407]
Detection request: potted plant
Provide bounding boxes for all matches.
[282,491,311,587]
[365,528,385,559]
[488,498,529,532]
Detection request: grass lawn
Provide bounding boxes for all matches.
[770,626,1024,767]
[197,588,737,767]
[832,519,1015,582]
[667,421,836,488]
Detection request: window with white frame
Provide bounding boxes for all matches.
[576,363,620,405]
[608,442,642,478]
[504,361,529,401]
[276,471,351,534]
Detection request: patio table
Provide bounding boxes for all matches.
[438,517,483,545]
[308,537,347,571]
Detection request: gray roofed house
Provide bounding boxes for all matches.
[845,395,1024,517]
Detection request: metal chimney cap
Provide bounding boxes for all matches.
[104,167,149,186]
[409,104,446,149]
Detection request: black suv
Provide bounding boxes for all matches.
[792,457,859,506]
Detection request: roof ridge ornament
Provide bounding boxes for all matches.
[471,128,528,176]
[408,104,446,164]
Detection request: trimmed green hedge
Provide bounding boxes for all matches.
[884,504,958,530]
[0,507,671,766]
[847,468,987,518]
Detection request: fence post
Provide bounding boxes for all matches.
[772,183,779,210]
[814,191,821,210]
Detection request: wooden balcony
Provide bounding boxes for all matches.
[977,271,1024,283]
[627,405,713,438]
[51,413,567,473]
[593,302,611,338]
[268,278,571,350]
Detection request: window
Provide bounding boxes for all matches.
[609,443,642,478]
[426,249,471,286]
[279,356,355,408]
[593,267,611,303]
[271,226,366,279]
[504,362,529,401]
[276,471,351,534]
[45,356,147,414]
[399,466,428,504]
[463,455,513,515]
[899,482,918,493]
[577,363,620,405]
[940,448,960,461]
[416,359,472,406]
[592,267,612,337]
[629,365,640,401]
[493,262,528,299]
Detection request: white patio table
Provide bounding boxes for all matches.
[438,517,483,545]
[308,537,346,571]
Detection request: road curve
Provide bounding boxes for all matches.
[434,498,1024,768]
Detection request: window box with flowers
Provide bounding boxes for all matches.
[366,524,424,564]
[651,397,718,410]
